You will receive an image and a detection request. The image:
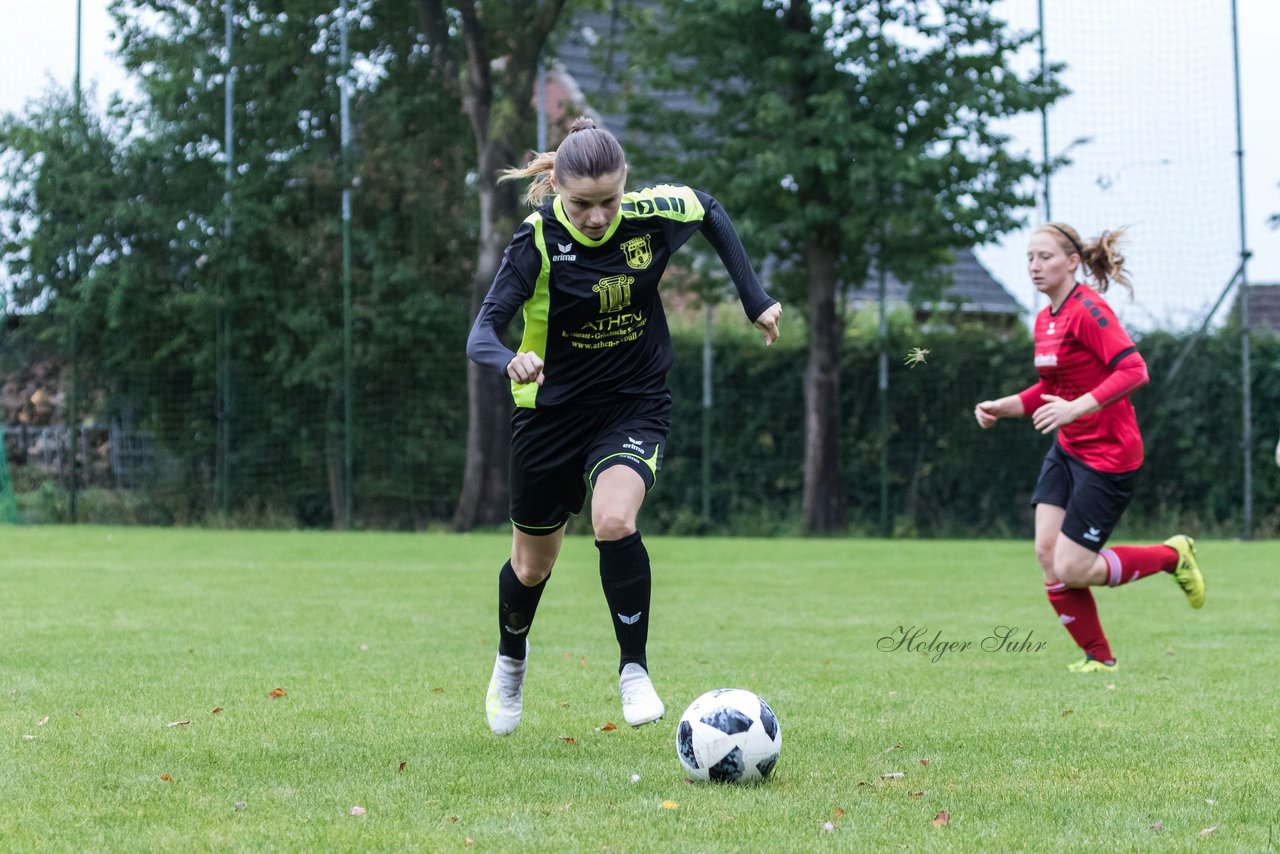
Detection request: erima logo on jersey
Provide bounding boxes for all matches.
[1034,353,1058,367]
[552,242,576,262]
[1083,527,1102,542]
[617,611,642,625]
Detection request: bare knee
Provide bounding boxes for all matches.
[592,508,637,542]
[1054,558,1094,588]
[510,559,552,586]
[1035,541,1057,575]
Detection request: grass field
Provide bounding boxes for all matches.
[1,526,1277,852]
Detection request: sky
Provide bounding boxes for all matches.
[1,1,1277,331]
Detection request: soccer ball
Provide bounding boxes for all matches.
[675,688,781,783]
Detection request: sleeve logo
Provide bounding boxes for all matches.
[620,234,653,270]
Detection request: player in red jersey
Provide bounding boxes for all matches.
[974,223,1205,672]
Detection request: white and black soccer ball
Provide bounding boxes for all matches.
[675,688,781,783]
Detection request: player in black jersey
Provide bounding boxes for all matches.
[468,117,782,734]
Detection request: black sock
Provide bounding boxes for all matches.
[597,531,650,673]
[498,560,547,660]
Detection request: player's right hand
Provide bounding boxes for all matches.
[507,351,545,386]
[974,400,1000,429]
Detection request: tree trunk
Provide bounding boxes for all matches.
[415,0,570,531]
[802,239,844,533]
[452,143,517,530]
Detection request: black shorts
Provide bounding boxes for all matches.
[509,395,672,535]
[1030,442,1138,552]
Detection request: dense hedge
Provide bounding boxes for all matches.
[640,320,1280,539]
[6,315,1279,537]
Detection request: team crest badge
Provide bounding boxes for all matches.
[620,234,653,270]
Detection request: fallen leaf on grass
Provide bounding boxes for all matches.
[22,735,35,741]
[630,774,640,784]
[160,774,173,782]
[359,644,369,652]
[597,722,617,732]
[166,721,191,727]
[36,716,49,727]
[349,806,366,816]
[911,791,926,798]
[1205,798,1217,805]
[269,688,287,699]
[1062,709,1074,717]
[212,707,224,715]
[558,736,577,745]
[1200,824,1220,838]
[464,838,474,848]
[449,816,459,823]
[579,656,588,671]
[933,810,950,827]
[234,799,247,812]
[883,744,902,753]
[832,808,846,819]
[881,772,905,780]
[1105,683,1116,691]
[1150,820,1164,833]
[398,761,407,773]
[822,821,837,833]
[660,800,679,810]
[918,759,930,766]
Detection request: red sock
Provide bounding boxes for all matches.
[1100,545,1177,587]
[1046,582,1113,661]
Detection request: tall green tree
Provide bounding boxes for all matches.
[107,0,477,525]
[2,2,475,525]
[415,0,573,530]
[621,0,1060,532]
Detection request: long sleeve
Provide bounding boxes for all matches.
[697,195,777,321]
[1017,381,1048,416]
[1088,350,1149,408]
[465,220,541,377]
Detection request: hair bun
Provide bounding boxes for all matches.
[568,116,597,133]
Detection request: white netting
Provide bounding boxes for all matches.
[977,0,1241,332]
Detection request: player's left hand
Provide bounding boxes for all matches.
[754,303,782,346]
[1031,394,1083,434]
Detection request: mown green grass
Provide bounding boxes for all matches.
[1,527,1277,852]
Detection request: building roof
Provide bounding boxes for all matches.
[1236,284,1280,333]
[847,249,1025,317]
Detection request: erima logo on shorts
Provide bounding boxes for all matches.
[552,242,576,262]
[1034,353,1058,367]
[1083,527,1102,542]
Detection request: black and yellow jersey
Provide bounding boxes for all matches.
[467,184,776,408]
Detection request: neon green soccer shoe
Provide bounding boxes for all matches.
[1067,656,1118,673]
[1165,534,1205,609]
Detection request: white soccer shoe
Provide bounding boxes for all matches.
[485,646,527,735]
[619,662,665,727]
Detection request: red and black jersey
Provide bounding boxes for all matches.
[467,184,775,409]
[1017,283,1148,473]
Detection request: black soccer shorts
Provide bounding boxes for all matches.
[508,395,671,535]
[1030,442,1138,552]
